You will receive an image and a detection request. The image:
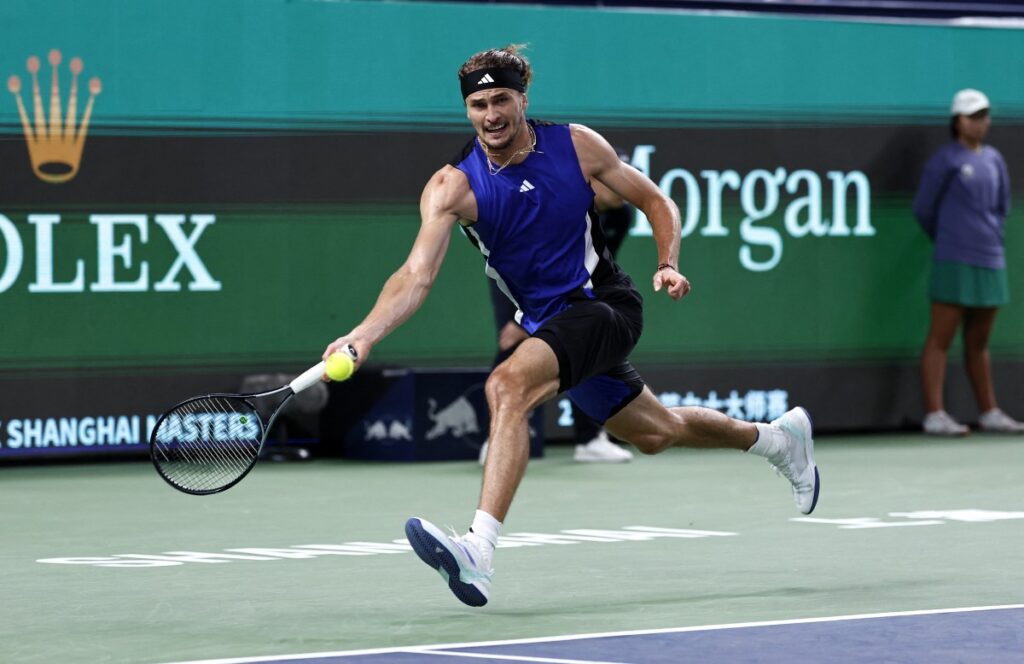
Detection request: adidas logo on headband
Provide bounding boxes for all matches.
[460,67,526,99]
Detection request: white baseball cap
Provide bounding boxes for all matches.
[950,89,990,116]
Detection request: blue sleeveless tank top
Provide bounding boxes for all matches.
[453,121,617,333]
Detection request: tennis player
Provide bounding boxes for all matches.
[322,45,819,607]
[477,161,637,465]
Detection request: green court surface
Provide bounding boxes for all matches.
[2,434,1022,663]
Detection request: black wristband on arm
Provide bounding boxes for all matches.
[656,263,677,272]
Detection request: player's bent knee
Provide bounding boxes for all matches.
[484,370,507,406]
[485,366,527,413]
[606,396,679,455]
[637,437,673,455]
[620,431,672,455]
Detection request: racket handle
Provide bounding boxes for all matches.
[290,345,358,394]
[290,361,326,394]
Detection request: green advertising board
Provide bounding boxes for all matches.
[1,1,1022,456]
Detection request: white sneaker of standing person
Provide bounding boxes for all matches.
[922,410,970,436]
[574,430,634,462]
[978,408,1024,433]
[405,517,493,607]
[751,407,820,515]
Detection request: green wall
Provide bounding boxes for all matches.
[2,1,1023,373]
[3,0,1024,130]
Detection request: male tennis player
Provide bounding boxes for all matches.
[323,45,819,607]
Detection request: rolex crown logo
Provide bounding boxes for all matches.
[7,49,102,184]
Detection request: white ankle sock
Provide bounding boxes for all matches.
[469,509,502,552]
[747,423,782,458]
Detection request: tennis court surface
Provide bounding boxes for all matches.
[2,434,1022,663]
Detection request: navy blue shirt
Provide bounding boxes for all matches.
[453,121,620,333]
[913,141,1011,269]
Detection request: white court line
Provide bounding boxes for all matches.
[164,603,1024,664]
[408,649,629,664]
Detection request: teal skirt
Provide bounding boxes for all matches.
[929,260,1009,307]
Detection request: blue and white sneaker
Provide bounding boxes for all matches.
[767,407,820,515]
[404,517,493,607]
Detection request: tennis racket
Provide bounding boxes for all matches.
[149,345,357,495]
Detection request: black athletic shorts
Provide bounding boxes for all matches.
[532,275,646,424]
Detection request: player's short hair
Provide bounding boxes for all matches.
[458,44,533,91]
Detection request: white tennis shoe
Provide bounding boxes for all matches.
[405,517,493,607]
[481,432,633,465]
[574,431,634,462]
[764,407,820,515]
[923,410,969,436]
[978,408,1024,433]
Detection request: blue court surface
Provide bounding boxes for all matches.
[173,606,1024,664]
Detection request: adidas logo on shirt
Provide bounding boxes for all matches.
[519,180,535,193]
[477,73,495,85]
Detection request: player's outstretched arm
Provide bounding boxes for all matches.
[570,124,690,300]
[323,166,472,366]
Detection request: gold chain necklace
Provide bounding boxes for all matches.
[480,123,537,175]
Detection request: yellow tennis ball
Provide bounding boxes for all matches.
[325,350,355,381]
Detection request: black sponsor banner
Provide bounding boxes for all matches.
[3,359,1022,460]
[549,359,1024,437]
[0,131,470,205]
[0,367,319,460]
[4,123,1024,205]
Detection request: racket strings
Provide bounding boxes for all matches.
[151,395,264,493]
[179,396,260,484]
[178,397,255,469]
[159,405,254,490]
